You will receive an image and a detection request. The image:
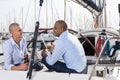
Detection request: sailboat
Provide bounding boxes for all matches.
[0,0,120,80]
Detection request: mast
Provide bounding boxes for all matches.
[51,0,54,26]
[21,8,24,29]
[64,0,66,21]
[118,4,120,39]
[104,0,107,28]
[69,6,72,28]
[46,0,48,28]
[23,0,31,29]
[9,12,11,25]
[13,8,16,22]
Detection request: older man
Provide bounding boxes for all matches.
[3,23,28,70]
[41,20,87,73]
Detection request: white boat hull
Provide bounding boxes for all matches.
[0,70,104,80]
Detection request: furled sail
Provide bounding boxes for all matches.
[72,0,104,15]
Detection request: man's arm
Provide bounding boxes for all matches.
[41,41,64,65]
[11,63,28,71]
[3,41,13,70]
[47,43,54,52]
[41,50,48,58]
[41,43,54,57]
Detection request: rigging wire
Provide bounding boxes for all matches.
[37,3,42,21]
[23,0,32,29]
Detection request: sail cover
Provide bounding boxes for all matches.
[72,0,104,15]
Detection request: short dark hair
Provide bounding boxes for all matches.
[56,20,67,31]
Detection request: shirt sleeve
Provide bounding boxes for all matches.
[3,41,14,70]
[46,40,65,65]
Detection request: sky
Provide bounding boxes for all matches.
[0,0,120,32]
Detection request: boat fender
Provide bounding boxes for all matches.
[96,35,105,56]
[96,36,102,55]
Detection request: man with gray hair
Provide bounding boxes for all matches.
[3,23,28,70]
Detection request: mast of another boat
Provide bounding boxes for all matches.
[104,0,107,28]
[96,0,107,28]
[51,0,54,26]
[21,8,24,29]
[118,4,120,39]
[46,0,48,28]
[64,0,66,21]
[69,6,72,28]
[13,8,16,22]
[8,12,11,25]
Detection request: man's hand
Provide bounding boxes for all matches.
[19,63,29,71]
[41,50,48,58]
[24,54,29,63]
[47,43,54,52]
[11,63,28,71]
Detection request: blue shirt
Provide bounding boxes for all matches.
[3,37,27,70]
[46,30,87,72]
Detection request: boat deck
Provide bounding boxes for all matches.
[0,70,104,80]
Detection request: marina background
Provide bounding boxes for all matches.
[0,0,120,33]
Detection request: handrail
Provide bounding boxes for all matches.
[27,28,98,55]
[88,36,120,80]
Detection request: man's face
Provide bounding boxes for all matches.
[53,25,59,37]
[12,26,23,39]
[53,23,63,37]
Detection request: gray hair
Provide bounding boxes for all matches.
[9,23,20,33]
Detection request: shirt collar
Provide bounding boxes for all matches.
[58,30,68,39]
[10,37,22,46]
[10,37,16,46]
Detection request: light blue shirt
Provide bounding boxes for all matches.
[46,30,87,72]
[3,37,27,70]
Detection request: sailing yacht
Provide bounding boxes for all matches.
[0,0,120,80]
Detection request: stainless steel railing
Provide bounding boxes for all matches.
[88,36,120,80]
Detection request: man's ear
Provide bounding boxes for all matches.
[60,27,64,32]
[59,29,63,34]
[11,31,16,36]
